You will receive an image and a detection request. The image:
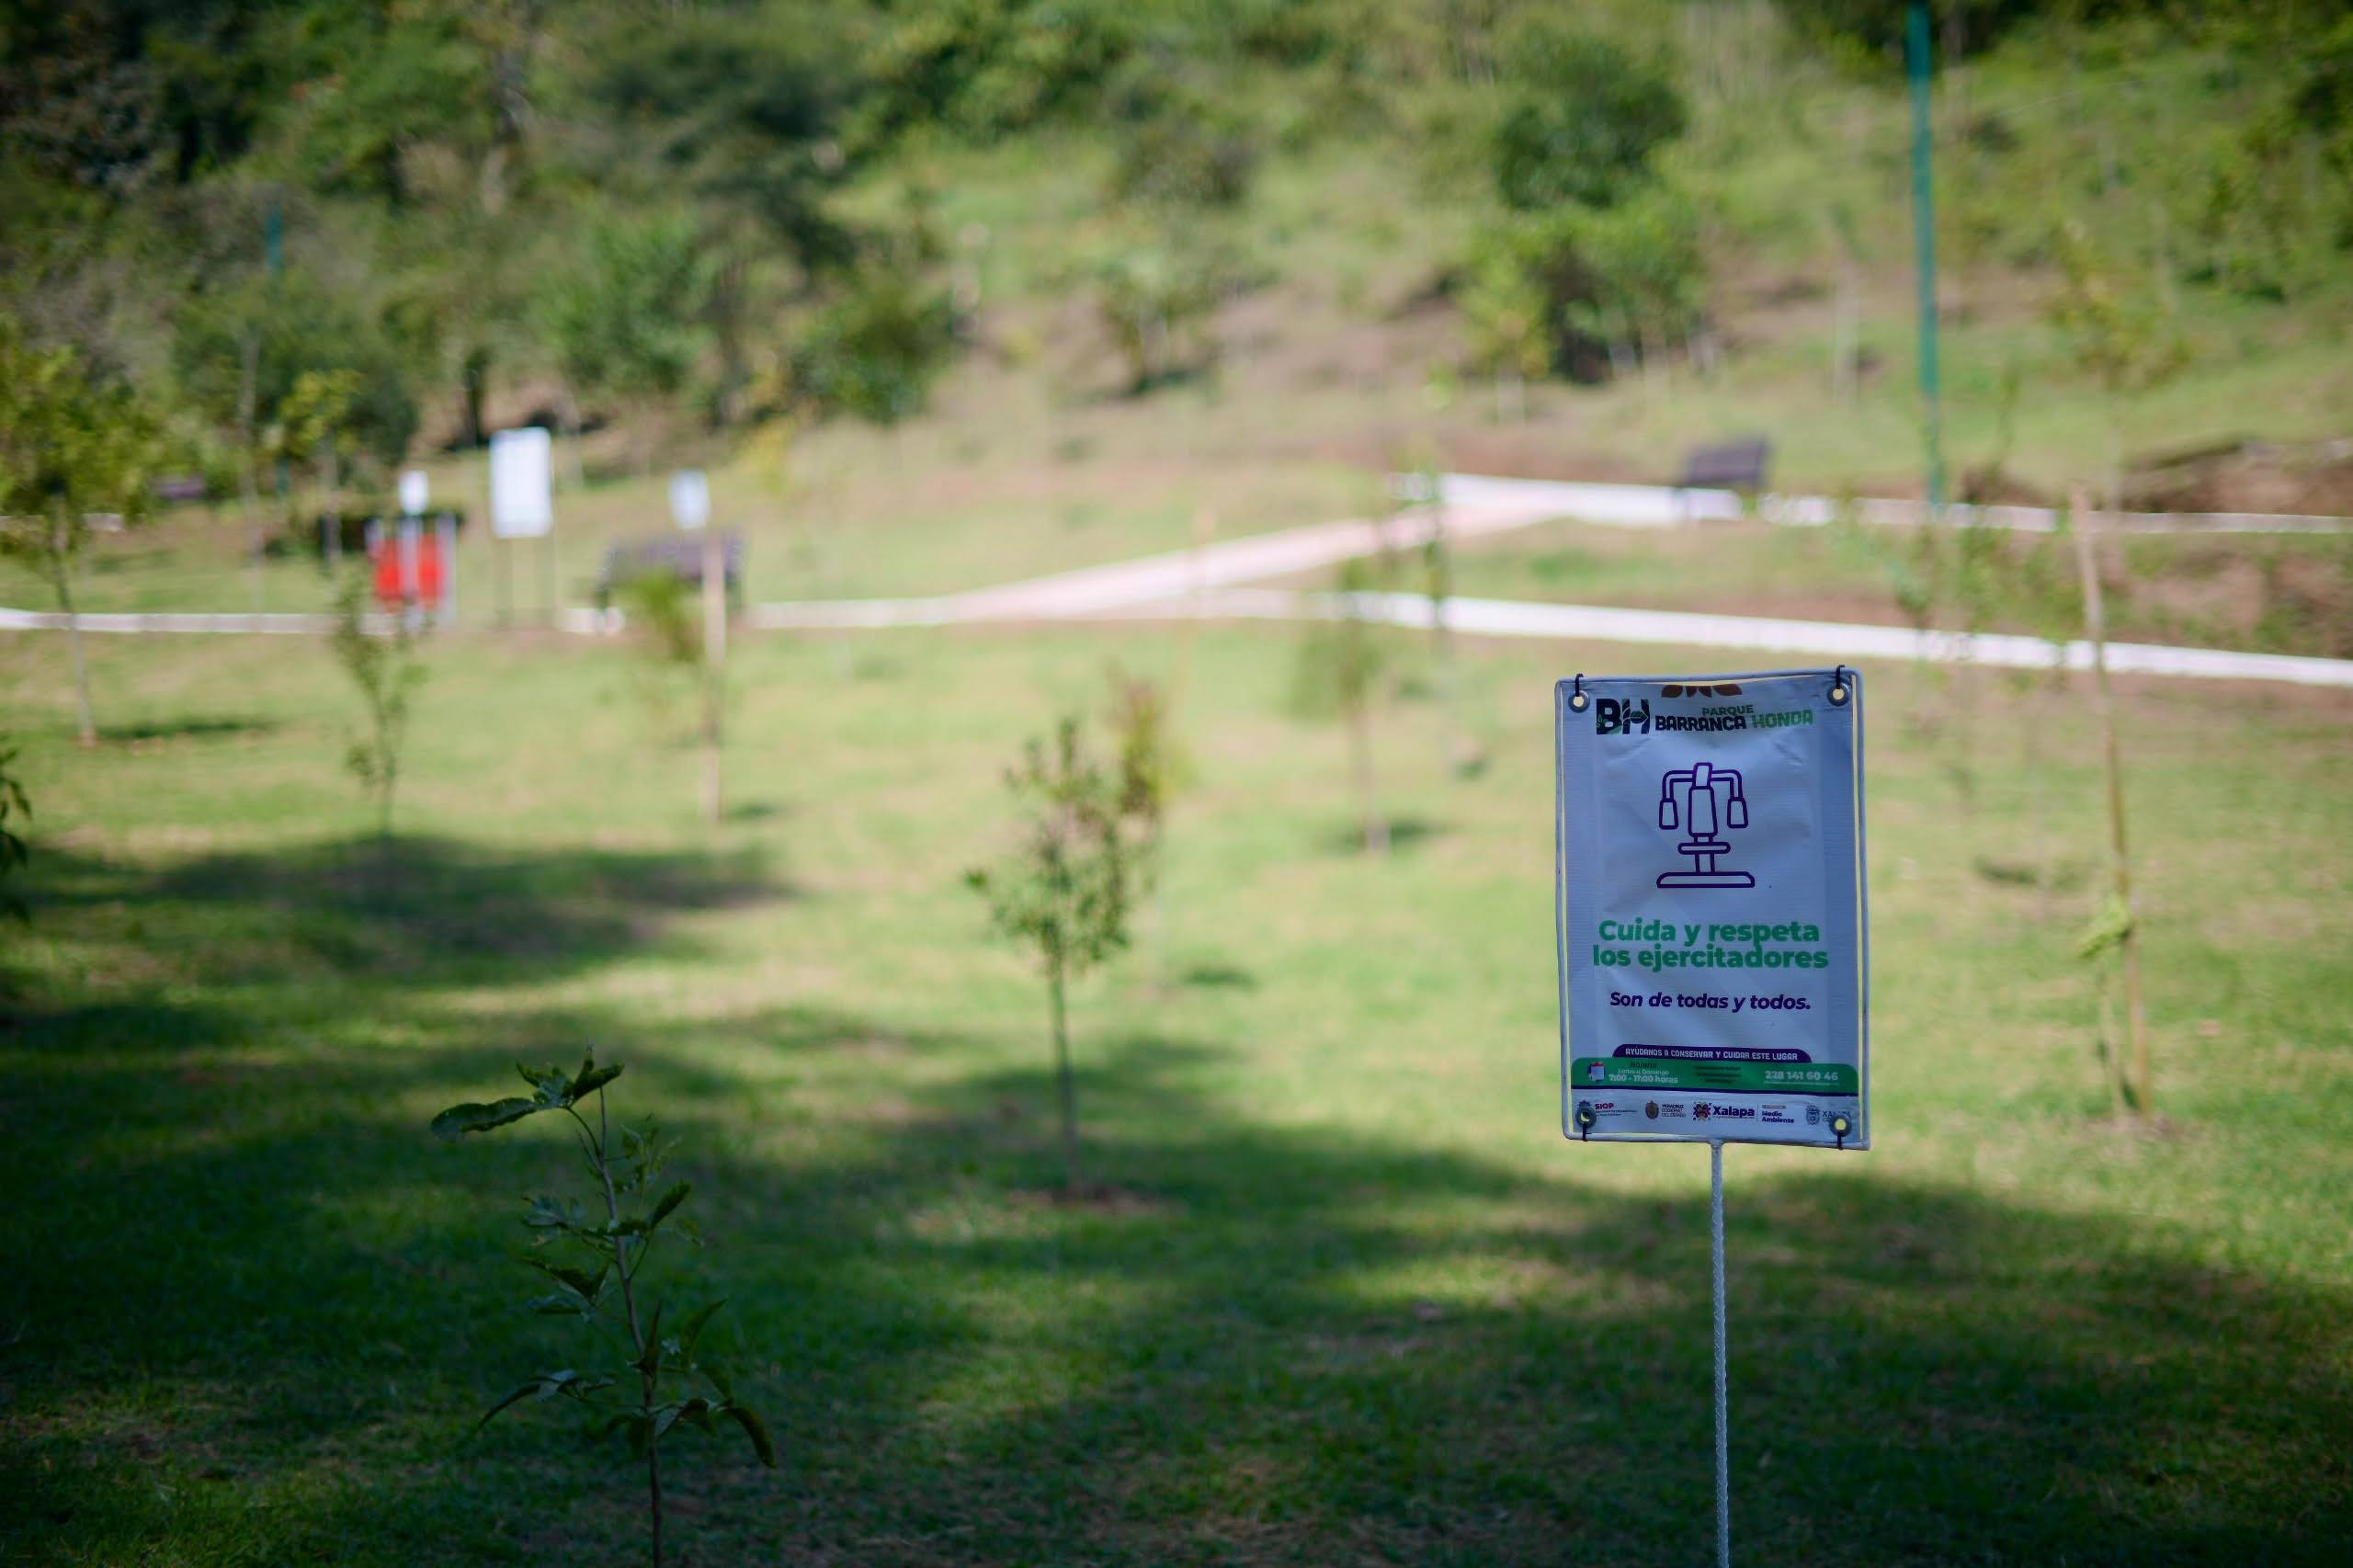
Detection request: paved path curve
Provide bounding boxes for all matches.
[8,475,2348,688]
[1104,589,2353,690]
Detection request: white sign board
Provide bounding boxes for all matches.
[488,427,553,539]
[669,469,710,530]
[398,470,429,517]
[1556,668,1870,1150]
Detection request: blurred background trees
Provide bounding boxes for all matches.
[0,0,2345,478]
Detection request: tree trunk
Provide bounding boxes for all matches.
[1348,698,1385,854]
[699,522,725,825]
[2070,485,2153,1118]
[1048,955,1080,1191]
[1831,269,1859,403]
[51,518,95,746]
[239,331,265,612]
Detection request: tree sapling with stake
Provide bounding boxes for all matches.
[330,573,427,838]
[432,1051,778,1568]
[0,315,162,746]
[967,718,1136,1194]
[1105,665,1188,986]
[1292,557,1393,853]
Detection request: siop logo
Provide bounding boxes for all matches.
[1596,698,1652,736]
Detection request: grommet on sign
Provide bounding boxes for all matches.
[1829,665,1851,705]
[1831,1113,1852,1151]
[1574,1102,1597,1141]
[1569,673,1588,712]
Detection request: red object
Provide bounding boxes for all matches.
[371,531,446,608]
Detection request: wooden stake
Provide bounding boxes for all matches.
[2069,485,2153,1117]
[699,522,726,826]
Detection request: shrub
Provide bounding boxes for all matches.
[1489,21,1685,212]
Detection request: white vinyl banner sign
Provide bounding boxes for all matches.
[488,427,554,539]
[1556,668,1870,1150]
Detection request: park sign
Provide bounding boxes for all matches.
[488,427,553,539]
[669,469,710,530]
[1555,667,1870,1151]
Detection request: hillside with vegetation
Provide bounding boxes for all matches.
[5,0,2349,528]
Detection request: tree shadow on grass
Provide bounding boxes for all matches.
[20,835,789,995]
[101,715,282,747]
[4,1002,2349,1566]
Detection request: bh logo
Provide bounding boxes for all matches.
[1595,698,1652,735]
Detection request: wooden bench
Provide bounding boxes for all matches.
[596,531,745,608]
[1674,438,1772,517]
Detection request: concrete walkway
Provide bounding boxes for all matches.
[1106,588,2353,690]
[9,473,2349,689]
[1438,472,2353,536]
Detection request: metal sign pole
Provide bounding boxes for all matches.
[1711,1139,1730,1568]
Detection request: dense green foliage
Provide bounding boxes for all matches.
[4,0,2347,466]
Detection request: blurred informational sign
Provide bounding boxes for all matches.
[489,427,553,539]
[670,469,710,530]
[1555,668,1870,1151]
[398,469,429,517]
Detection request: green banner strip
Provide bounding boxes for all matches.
[1574,1057,1859,1093]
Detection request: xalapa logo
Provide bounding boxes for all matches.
[1595,698,1652,735]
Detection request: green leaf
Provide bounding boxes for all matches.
[516,1062,563,1093]
[475,1369,593,1431]
[476,1380,551,1430]
[524,1290,595,1318]
[432,1096,543,1140]
[613,1181,690,1237]
[634,1301,666,1378]
[526,1258,609,1301]
[569,1063,624,1103]
[523,1196,581,1233]
[675,1299,726,1360]
[645,1397,720,1440]
[724,1403,779,1468]
[699,1360,736,1403]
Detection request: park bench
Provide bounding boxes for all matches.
[596,531,745,608]
[1674,437,1772,519]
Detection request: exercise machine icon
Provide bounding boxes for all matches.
[1656,762,1755,889]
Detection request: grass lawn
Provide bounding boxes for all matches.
[1419,514,2353,661]
[3,609,2349,1566]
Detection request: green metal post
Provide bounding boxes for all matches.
[1906,3,1946,514]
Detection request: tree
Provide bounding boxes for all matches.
[171,277,420,475]
[330,573,427,839]
[1105,665,1188,983]
[0,316,161,745]
[2047,217,2189,513]
[608,567,728,826]
[433,1051,778,1568]
[967,718,1137,1193]
[1396,449,1480,777]
[1488,21,1686,212]
[542,212,714,472]
[1456,236,1551,420]
[789,237,959,426]
[271,369,362,566]
[0,735,30,922]
[1292,558,1393,854]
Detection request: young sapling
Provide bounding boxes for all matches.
[967,718,1137,1192]
[433,1051,777,1567]
[330,573,427,838]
